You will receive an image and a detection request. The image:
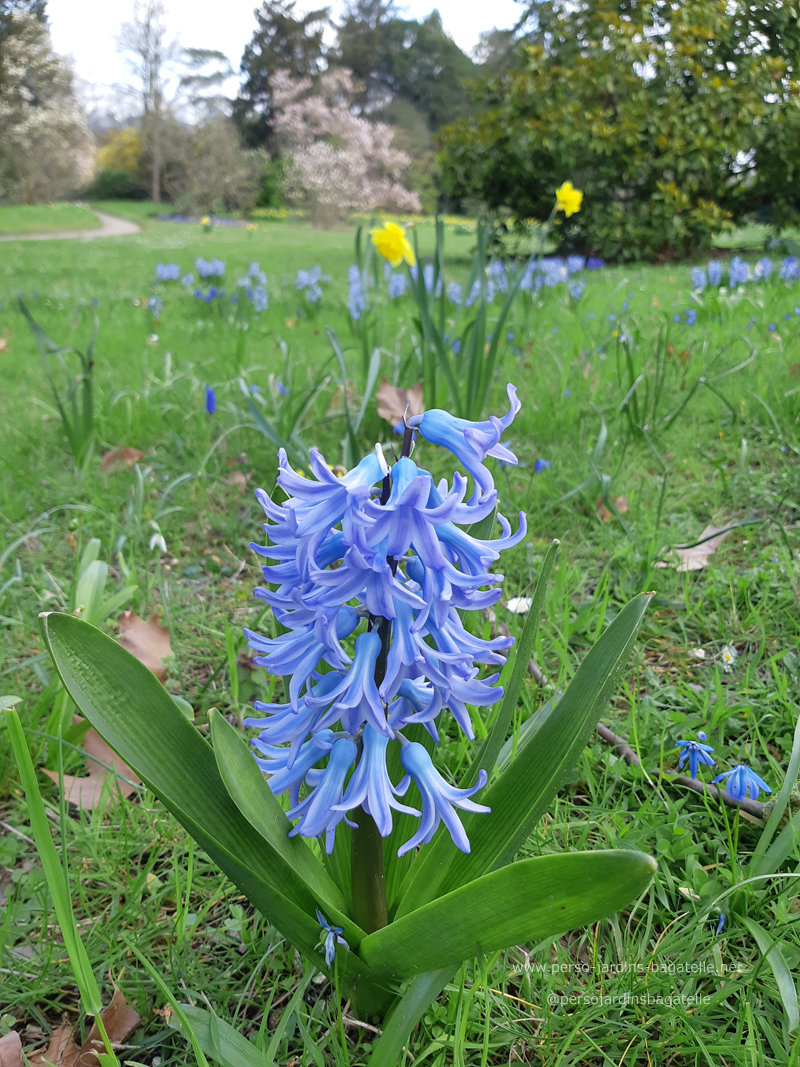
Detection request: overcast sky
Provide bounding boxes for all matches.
[48,0,523,90]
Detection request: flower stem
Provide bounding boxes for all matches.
[350,810,388,933]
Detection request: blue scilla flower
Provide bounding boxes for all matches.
[316,909,349,969]
[708,260,723,287]
[248,261,267,285]
[182,273,195,287]
[244,388,525,857]
[196,257,225,278]
[569,280,586,300]
[712,763,772,802]
[675,737,715,779]
[205,385,216,415]
[691,267,707,292]
[567,255,586,274]
[534,458,551,473]
[407,383,521,499]
[587,256,604,270]
[148,293,162,319]
[685,308,697,326]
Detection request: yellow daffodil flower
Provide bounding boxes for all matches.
[200,215,210,226]
[555,182,583,217]
[369,221,416,268]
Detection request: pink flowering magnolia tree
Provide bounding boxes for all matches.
[273,69,421,225]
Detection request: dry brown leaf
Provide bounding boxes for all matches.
[655,523,733,572]
[0,335,10,355]
[375,378,424,426]
[596,496,629,523]
[100,447,145,470]
[42,722,141,810]
[118,611,172,682]
[28,1019,75,1067]
[224,470,249,494]
[29,991,140,1067]
[0,1031,23,1067]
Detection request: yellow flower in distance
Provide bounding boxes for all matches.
[370,222,416,268]
[555,181,583,217]
[200,215,210,226]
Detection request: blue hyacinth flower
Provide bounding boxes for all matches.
[675,737,715,779]
[407,384,521,499]
[712,763,772,802]
[397,741,490,856]
[205,386,216,415]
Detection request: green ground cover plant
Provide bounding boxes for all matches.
[2,205,800,1065]
[0,203,102,236]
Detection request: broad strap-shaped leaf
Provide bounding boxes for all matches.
[362,849,656,983]
[38,612,365,960]
[367,967,457,1067]
[209,711,357,934]
[396,592,652,918]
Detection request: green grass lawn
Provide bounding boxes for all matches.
[0,202,102,235]
[2,209,800,1065]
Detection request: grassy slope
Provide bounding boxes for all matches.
[0,202,102,235]
[1,211,800,1064]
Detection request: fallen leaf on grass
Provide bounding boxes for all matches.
[29,990,141,1067]
[224,470,249,494]
[0,333,10,355]
[596,496,629,523]
[100,447,145,470]
[375,378,424,426]
[0,1031,22,1067]
[656,524,733,572]
[118,611,171,682]
[42,722,141,810]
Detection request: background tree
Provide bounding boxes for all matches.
[169,116,264,213]
[0,0,45,47]
[234,0,328,150]
[273,68,421,224]
[0,11,92,202]
[118,0,177,203]
[438,0,800,259]
[179,48,233,121]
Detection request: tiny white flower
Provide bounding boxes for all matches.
[147,333,159,344]
[690,648,706,660]
[150,533,169,559]
[506,596,533,614]
[720,644,738,673]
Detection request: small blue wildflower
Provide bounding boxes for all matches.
[205,386,216,415]
[452,340,461,354]
[785,313,791,320]
[675,737,715,779]
[507,332,514,341]
[779,256,799,282]
[716,913,726,936]
[387,272,407,300]
[250,285,268,312]
[552,326,559,334]
[567,255,586,274]
[569,280,586,299]
[608,315,617,322]
[588,311,596,319]
[147,293,162,319]
[315,908,349,969]
[712,763,772,802]
[250,384,260,394]
[673,315,681,323]
[348,265,367,320]
[446,280,463,306]
[769,323,777,332]
[685,309,697,326]
[563,388,571,398]
[755,257,773,281]
[182,273,195,287]
[155,262,180,282]
[708,261,723,287]
[729,257,750,286]
[534,458,551,473]
[587,257,604,270]
[276,381,289,396]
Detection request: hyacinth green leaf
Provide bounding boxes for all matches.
[464,537,560,788]
[209,710,361,942]
[38,612,357,961]
[362,850,657,984]
[367,966,457,1067]
[396,592,652,918]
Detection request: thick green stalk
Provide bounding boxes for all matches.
[350,809,389,934]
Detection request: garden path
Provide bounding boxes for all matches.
[0,209,141,242]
